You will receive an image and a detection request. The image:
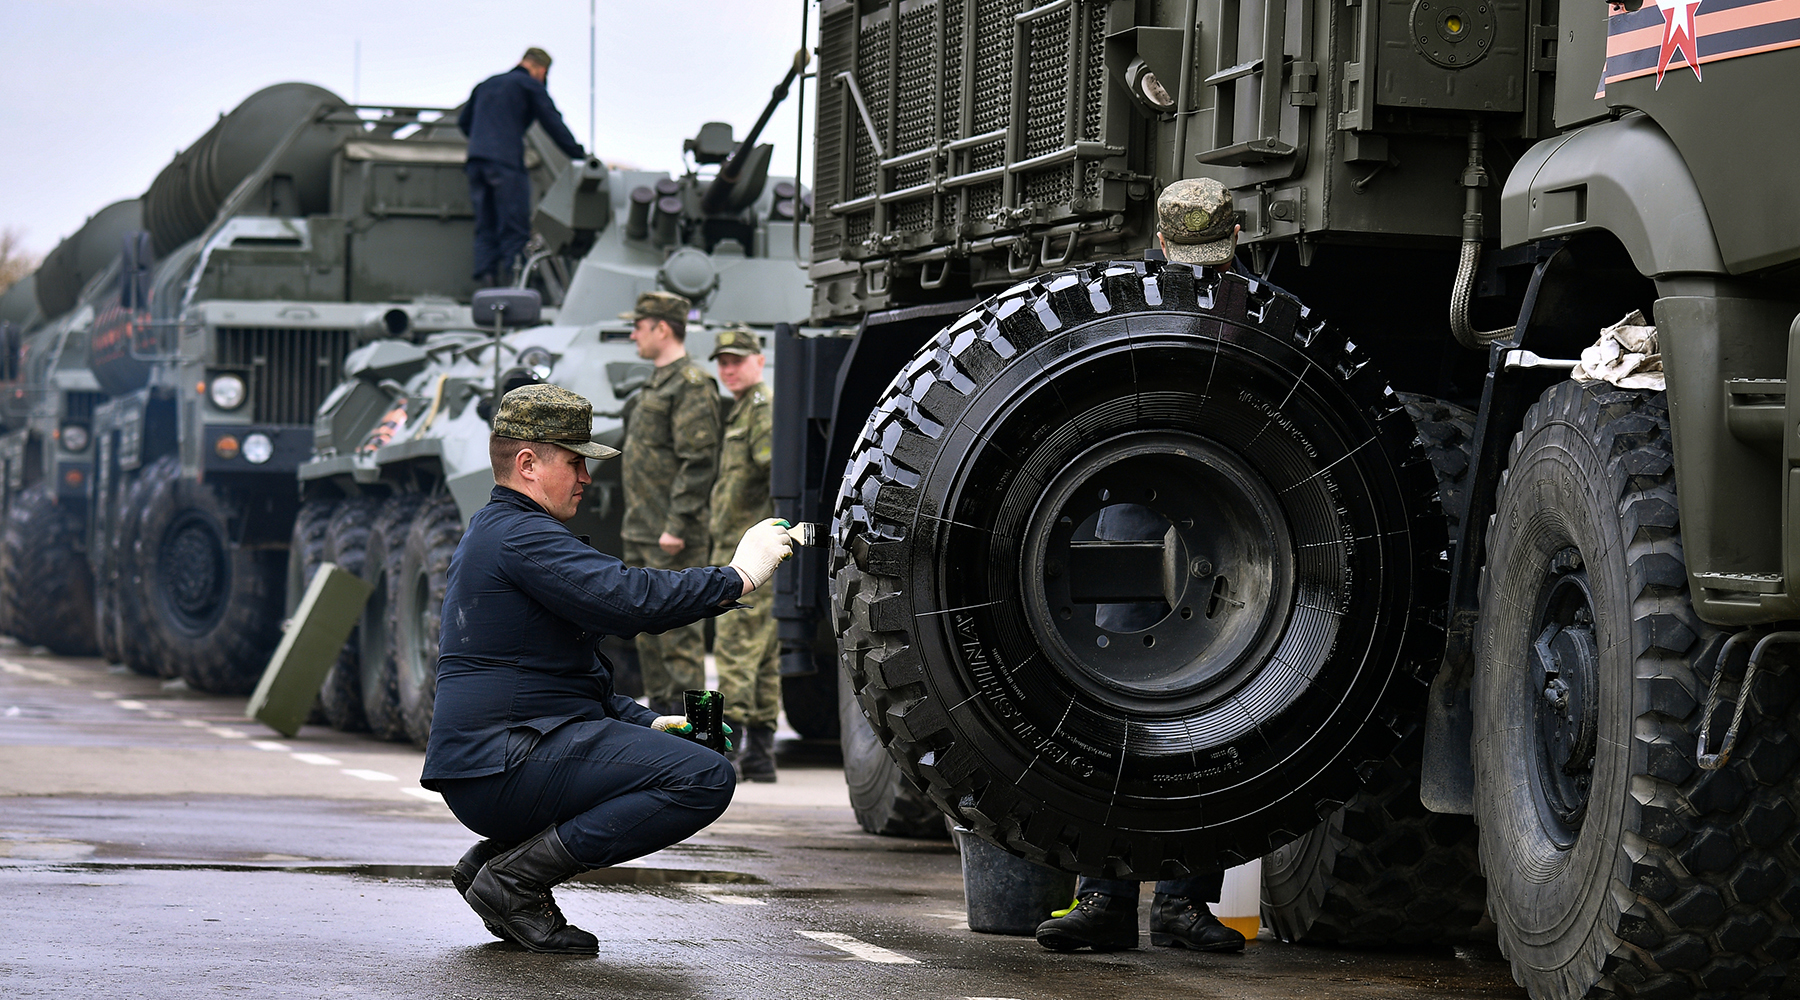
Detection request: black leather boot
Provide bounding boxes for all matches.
[451,839,513,940]
[737,726,777,782]
[1150,894,1246,952]
[1034,892,1139,951]
[465,825,598,954]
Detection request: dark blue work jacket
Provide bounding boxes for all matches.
[457,66,585,169]
[421,486,740,786]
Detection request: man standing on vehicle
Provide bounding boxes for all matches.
[706,327,781,782]
[424,383,793,953]
[621,291,722,716]
[1033,176,1245,956]
[458,47,587,287]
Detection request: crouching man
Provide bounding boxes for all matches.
[421,383,792,953]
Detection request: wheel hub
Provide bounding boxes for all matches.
[1020,432,1295,701]
[160,513,228,630]
[1530,547,1599,838]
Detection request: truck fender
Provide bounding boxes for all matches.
[1501,114,1727,278]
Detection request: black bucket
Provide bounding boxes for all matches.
[953,827,1078,935]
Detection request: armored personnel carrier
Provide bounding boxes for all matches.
[293,59,815,746]
[0,81,583,693]
[775,1,1800,996]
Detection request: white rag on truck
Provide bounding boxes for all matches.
[1572,310,1664,390]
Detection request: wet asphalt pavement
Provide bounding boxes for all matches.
[0,642,1528,999]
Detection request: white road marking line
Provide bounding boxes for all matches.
[682,886,766,906]
[922,912,966,920]
[0,661,71,685]
[250,741,288,752]
[207,727,248,739]
[179,719,207,728]
[967,996,1028,999]
[795,931,918,964]
[114,700,147,710]
[289,753,342,766]
[90,690,117,699]
[399,787,444,803]
[144,710,172,719]
[341,769,397,782]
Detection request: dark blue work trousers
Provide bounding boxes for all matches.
[1079,871,1224,903]
[434,717,735,868]
[466,158,532,281]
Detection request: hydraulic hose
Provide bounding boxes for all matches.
[1450,119,1515,349]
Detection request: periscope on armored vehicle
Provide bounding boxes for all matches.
[771,1,1800,998]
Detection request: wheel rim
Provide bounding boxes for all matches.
[1529,546,1599,845]
[1020,431,1295,701]
[158,511,229,633]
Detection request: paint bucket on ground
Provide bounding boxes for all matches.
[953,826,1078,935]
[1217,858,1262,941]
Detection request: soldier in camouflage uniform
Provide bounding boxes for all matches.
[707,327,780,781]
[620,291,722,716]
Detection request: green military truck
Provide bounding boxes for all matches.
[773,0,1800,996]
[292,77,817,746]
[0,82,582,693]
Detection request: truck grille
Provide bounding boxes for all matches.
[814,0,1119,264]
[215,327,357,426]
[64,391,103,424]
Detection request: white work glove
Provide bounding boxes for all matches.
[729,517,794,594]
[651,716,692,735]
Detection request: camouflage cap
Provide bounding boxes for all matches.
[620,290,691,325]
[492,383,620,460]
[523,47,553,68]
[708,326,763,360]
[1157,178,1238,267]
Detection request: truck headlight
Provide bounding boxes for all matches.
[518,346,555,378]
[243,433,274,465]
[209,374,247,410]
[59,423,90,452]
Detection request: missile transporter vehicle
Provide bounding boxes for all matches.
[2,82,584,693]
[775,0,1800,995]
[293,79,815,747]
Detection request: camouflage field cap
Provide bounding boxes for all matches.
[523,47,553,68]
[1157,178,1238,267]
[708,326,763,360]
[621,290,691,325]
[492,383,620,460]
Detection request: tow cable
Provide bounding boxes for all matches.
[1697,630,1800,769]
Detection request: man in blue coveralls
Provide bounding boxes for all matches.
[422,383,794,953]
[457,47,588,286]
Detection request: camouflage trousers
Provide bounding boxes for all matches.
[623,540,709,713]
[715,584,780,730]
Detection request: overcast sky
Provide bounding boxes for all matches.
[3,0,818,257]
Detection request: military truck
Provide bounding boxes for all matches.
[775,0,1800,996]
[2,82,585,694]
[292,63,817,747]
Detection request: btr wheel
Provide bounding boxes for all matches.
[357,494,424,742]
[137,459,282,694]
[395,495,461,748]
[833,261,1444,876]
[839,660,946,838]
[1474,382,1800,999]
[318,498,380,732]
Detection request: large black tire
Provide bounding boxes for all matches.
[1474,382,1800,999]
[839,660,948,838]
[1261,396,1488,947]
[832,261,1444,877]
[357,494,424,742]
[0,482,98,656]
[319,499,381,732]
[115,457,171,678]
[395,495,461,748]
[137,458,284,694]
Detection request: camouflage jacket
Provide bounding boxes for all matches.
[621,355,721,545]
[709,382,773,564]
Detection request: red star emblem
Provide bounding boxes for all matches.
[1655,0,1704,88]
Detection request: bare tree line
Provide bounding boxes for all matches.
[0,228,39,297]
